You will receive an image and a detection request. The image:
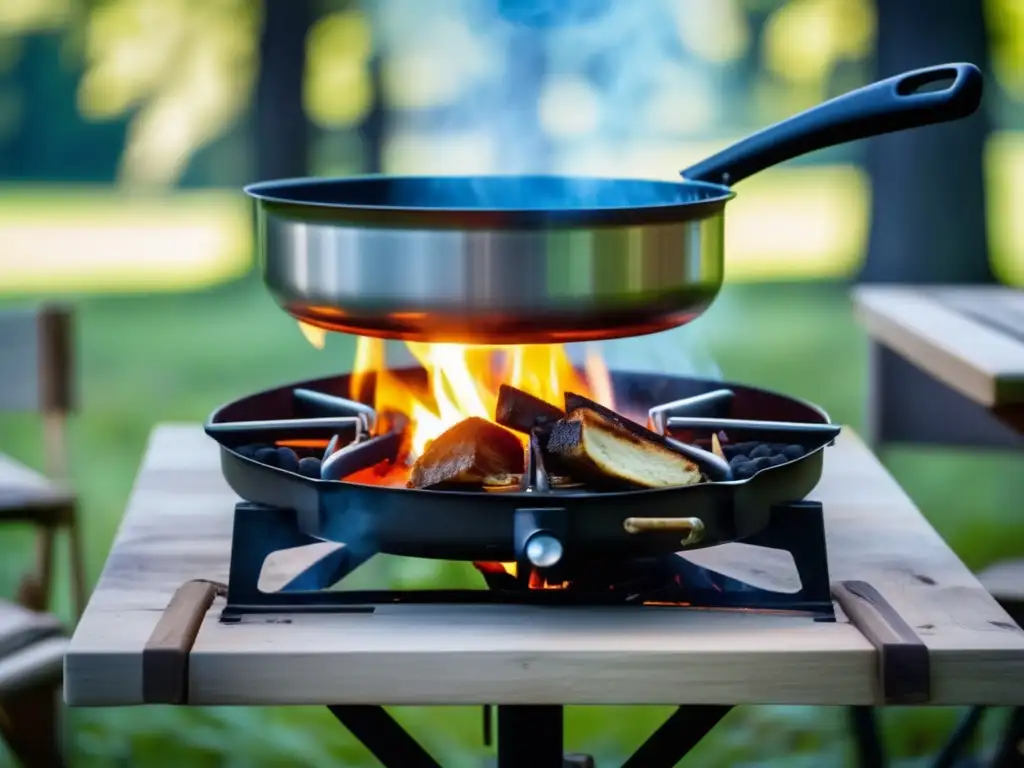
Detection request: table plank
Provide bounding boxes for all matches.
[853,286,1024,408]
[932,287,1024,346]
[65,424,1024,707]
[0,453,53,493]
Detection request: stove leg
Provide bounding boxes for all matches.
[621,705,731,768]
[222,503,377,619]
[327,705,440,768]
[743,501,835,620]
[849,706,887,768]
[497,705,563,768]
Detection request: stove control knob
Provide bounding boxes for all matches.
[525,533,563,569]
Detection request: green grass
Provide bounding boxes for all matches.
[1,277,1022,766]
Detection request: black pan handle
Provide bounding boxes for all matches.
[680,62,983,187]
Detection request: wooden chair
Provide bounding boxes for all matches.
[0,305,83,767]
[0,305,85,618]
[0,600,67,767]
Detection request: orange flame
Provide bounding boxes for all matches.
[296,326,619,587]
[342,336,614,458]
[475,560,568,589]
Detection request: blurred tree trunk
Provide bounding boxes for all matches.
[858,0,995,284]
[254,0,313,180]
[497,27,550,173]
[360,55,386,174]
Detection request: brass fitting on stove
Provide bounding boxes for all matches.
[623,517,706,547]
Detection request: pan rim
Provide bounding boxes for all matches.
[244,173,735,211]
[245,174,735,229]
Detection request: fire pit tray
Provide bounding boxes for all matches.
[205,369,837,566]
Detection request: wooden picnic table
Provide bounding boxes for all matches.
[62,418,1024,766]
[854,285,1024,610]
[62,422,1024,709]
[854,284,1024,768]
[853,285,1024,445]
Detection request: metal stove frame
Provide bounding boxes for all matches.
[220,498,836,622]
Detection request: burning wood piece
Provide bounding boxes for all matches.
[711,433,726,461]
[494,384,565,435]
[547,403,702,489]
[408,417,525,489]
[563,391,729,483]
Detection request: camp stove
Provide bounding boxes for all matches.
[205,368,840,624]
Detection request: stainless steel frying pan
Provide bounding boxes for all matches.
[246,62,982,344]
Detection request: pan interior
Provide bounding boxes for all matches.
[245,175,732,213]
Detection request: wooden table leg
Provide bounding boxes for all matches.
[867,342,1024,449]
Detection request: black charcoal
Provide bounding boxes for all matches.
[276,446,300,473]
[729,454,749,468]
[236,444,259,459]
[768,454,788,467]
[783,444,805,460]
[254,447,280,467]
[732,461,755,480]
[298,456,322,478]
[749,444,773,460]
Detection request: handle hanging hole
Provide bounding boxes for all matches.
[897,69,957,96]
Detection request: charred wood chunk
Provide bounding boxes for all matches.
[298,456,322,478]
[547,407,702,489]
[495,384,565,434]
[564,391,704,457]
[408,417,525,489]
[564,391,662,442]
